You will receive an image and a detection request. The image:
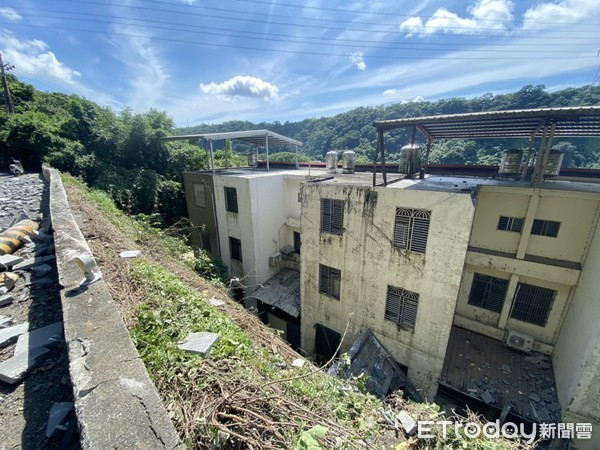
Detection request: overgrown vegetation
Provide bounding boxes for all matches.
[65,174,535,449]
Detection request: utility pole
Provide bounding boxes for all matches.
[0,53,15,114]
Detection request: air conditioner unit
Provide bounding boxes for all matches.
[504,329,534,353]
[268,252,281,267]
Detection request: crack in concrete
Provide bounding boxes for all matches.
[131,392,167,447]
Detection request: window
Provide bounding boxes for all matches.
[225,187,238,213]
[385,286,419,329]
[199,228,211,252]
[531,219,560,237]
[497,216,524,233]
[294,231,301,254]
[321,199,344,235]
[510,283,556,326]
[393,208,431,253]
[229,237,242,261]
[468,273,508,313]
[193,183,206,208]
[319,264,341,300]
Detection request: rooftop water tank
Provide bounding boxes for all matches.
[498,149,524,176]
[544,149,564,177]
[342,150,356,174]
[326,151,338,171]
[247,151,258,167]
[398,144,421,176]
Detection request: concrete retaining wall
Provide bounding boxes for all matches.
[43,167,182,449]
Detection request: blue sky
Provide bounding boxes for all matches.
[0,0,599,127]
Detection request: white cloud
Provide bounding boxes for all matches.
[350,52,367,71]
[0,8,22,21]
[200,76,279,99]
[176,0,197,4]
[522,0,599,30]
[400,0,513,35]
[383,89,398,96]
[0,30,80,83]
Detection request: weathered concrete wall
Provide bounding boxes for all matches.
[300,183,475,399]
[43,167,181,449]
[182,172,218,258]
[553,214,600,450]
[454,186,599,351]
[470,186,599,263]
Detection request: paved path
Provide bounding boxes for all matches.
[0,172,78,450]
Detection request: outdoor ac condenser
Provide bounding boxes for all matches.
[504,329,534,353]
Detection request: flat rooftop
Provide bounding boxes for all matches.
[186,167,600,194]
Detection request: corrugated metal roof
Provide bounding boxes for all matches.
[373,106,600,139]
[162,129,302,147]
[247,269,300,318]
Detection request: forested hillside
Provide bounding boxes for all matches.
[1,76,598,228]
[178,84,600,167]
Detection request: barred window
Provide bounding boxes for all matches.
[531,219,560,237]
[511,283,556,327]
[385,286,418,329]
[319,264,341,300]
[393,208,431,253]
[468,273,508,313]
[225,187,238,213]
[497,216,524,233]
[229,237,242,262]
[321,198,344,235]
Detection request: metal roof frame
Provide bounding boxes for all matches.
[372,106,600,187]
[162,129,303,173]
[373,106,600,140]
[162,129,303,147]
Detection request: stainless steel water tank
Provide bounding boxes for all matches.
[498,149,523,176]
[544,149,564,176]
[325,151,338,171]
[398,144,421,175]
[342,150,356,174]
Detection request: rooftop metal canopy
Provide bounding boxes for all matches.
[162,129,303,147]
[162,129,302,173]
[373,106,600,140]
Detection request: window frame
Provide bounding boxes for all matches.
[531,219,560,237]
[319,264,341,300]
[497,216,524,233]
[467,273,508,313]
[224,186,239,213]
[229,236,242,262]
[393,208,431,254]
[321,198,344,235]
[510,282,556,327]
[384,285,419,330]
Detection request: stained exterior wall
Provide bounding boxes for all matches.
[182,172,218,258]
[553,210,600,450]
[299,182,475,399]
[454,186,600,352]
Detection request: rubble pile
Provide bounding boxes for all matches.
[0,172,76,449]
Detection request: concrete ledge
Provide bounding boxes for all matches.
[43,167,182,449]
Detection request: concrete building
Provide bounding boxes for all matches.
[180,108,600,448]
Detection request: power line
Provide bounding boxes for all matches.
[3,21,597,61]
[52,0,600,36]
[15,7,600,49]
[13,11,598,55]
